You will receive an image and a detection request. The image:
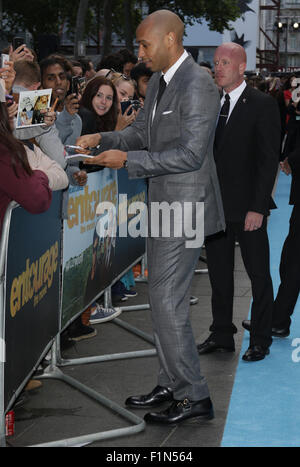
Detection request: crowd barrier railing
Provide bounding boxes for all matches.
[0,168,158,447]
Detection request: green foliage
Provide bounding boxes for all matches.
[146,0,241,32]
[2,0,241,53]
[2,0,80,39]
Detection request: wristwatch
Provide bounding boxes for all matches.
[123,159,128,169]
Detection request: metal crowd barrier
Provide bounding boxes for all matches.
[0,171,156,446]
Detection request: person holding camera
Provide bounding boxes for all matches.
[78,76,118,135]
[39,56,82,147]
[110,72,139,130]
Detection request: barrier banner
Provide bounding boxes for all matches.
[4,192,62,409]
[61,169,147,329]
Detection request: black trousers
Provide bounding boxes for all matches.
[273,205,300,329]
[205,219,274,348]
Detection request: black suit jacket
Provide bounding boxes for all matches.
[214,85,281,222]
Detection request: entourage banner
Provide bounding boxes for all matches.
[61,169,147,329]
[4,192,62,409]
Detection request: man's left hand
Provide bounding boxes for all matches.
[244,211,264,232]
[84,150,127,169]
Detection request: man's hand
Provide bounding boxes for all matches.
[280,157,291,175]
[10,44,34,63]
[76,133,101,152]
[41,109,57,127]
[73,170,87,186]
[84,150,127,169]
[244,211,264,232]
[65,93,80,116]
[115,105,138,131]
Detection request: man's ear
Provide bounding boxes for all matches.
[239,62,247,76]
[167,32,176,47]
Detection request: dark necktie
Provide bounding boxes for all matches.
[214,93,230,150]
[156,75,166,107]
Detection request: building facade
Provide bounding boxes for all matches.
[259,0,300,71]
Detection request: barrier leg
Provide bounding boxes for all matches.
[195,247,208,274]
[30,339,146,447]
[0,361,5,448]
[58,287,156,368]
[134,253,148,283]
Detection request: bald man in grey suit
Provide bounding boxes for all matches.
[78,10,225,425]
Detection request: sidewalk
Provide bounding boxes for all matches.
[7,251,251,447]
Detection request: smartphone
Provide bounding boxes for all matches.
[70,76,86,96]
[12,37,24,51]
[1,54,10,68]
[121,99,141,116]
[121,100,133,115]
[5,95,14,108]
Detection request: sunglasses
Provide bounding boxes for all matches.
[105,68,130,80]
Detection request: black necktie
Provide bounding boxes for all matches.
[156,75,166,107]
[214,93,230,150]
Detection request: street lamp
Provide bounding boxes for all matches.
[275,18,300,70]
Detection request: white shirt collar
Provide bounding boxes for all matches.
[223,80,247,103]
[162,50,189,85]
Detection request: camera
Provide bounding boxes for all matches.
[5,95,14,108]
[69,76,86,96]
[12,37,24,51]
[120,99,141,115]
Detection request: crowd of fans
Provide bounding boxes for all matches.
[0,43,153,353]
[0,40,298,391]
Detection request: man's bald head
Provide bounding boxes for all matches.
[214,42,247,93]
[138,10,184,44]
[136,10,185,73]
[216,43,247,65]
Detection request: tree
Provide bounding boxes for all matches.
[2,0,79,44]
[102,0,113,56]
[2,0,242,56]
[145,0,241,33]
[74,0,90,58]
[123,0,134,51]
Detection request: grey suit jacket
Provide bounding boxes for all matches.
[99,54,225,239]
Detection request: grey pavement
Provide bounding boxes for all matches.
[7,246,251,448]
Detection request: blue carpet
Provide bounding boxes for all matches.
[221,172,300,447]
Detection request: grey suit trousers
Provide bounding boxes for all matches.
[147,237,210,401]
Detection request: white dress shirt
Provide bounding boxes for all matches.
[152,49,189,121]
[221,80,247,122]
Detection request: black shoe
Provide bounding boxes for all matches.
[68,323,97,342]
[242,319,290,338]
[242,345,270,362]
[197,336,235,355]
[125,385,173,409]
[144,397,214,425]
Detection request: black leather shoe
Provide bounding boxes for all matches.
[242,319,290,338]
[242,345,270,362]
[197,336,235,355]
[125,385,173,408]
[144,397,214,425]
